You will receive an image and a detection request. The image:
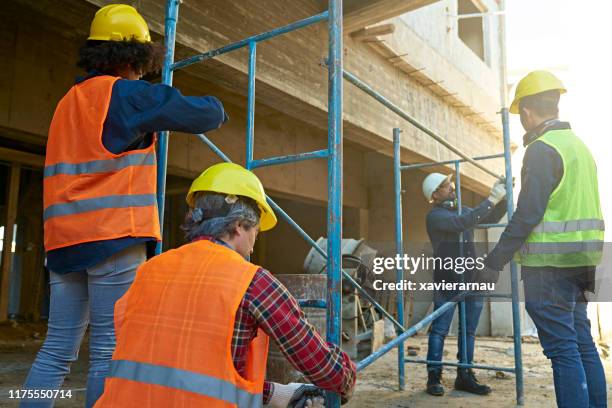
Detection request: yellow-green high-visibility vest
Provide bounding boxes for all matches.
[516,128,605,267]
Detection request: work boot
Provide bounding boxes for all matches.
[426,369,444,396]
[454,368,491,395]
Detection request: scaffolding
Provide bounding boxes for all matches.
[157,0,523,406]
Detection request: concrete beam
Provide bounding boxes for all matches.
[350,24,395,41]
[0,147,44,167]
[343,0,441,32]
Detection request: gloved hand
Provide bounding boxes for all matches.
[487,180,506,205]
[266,383,326,408]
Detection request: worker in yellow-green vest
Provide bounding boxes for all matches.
[483,71,606,408]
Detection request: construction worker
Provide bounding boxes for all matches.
[94,162,356,407]
[422,172,507,396]
[22,5,227,407]
[483,71,606,407]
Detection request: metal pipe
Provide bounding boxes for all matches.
[155,0,180,255]
[245,41,257,169]
[455,161,469,366]
[505,109,524,406]
[343,70,502,180]
[498,0,524,403]
[475,223,507,229]
[195,131,407,331]
[171,11,329,71]
[196,133,231,161]
[404,359,515,373]
[298,299,327,308]
[326,0,343,406]
[249,149,329,169]
[357,296,463,371]
[393,128,405,390]
[400,153,504,171]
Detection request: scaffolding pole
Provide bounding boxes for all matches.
[160,2,346,407]
[158,1,523,406]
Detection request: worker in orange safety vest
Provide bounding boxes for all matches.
[95,163,356,407]
[22,5,227,407]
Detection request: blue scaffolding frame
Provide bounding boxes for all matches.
[157,0,524,406]
[396,135,524,403]
[343,68,524,405]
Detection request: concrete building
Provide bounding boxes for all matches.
[0,0,517,334]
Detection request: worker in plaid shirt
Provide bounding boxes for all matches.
[98,163,356,408]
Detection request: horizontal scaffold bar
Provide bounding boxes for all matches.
[298,299,327,308]
[404,358,516,373]
[172,11,330,71]
[401,153,504,171]
[475,223,508,229]
[249,149,329,169]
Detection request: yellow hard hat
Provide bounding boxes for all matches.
[510,70,566,114]
[88,4,151,43]
[186,163,277,231]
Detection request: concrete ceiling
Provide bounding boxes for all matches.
[340,0,442,32]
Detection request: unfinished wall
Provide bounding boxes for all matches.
[78,0,505,194]
[400,0,501,90]
[1,0,512,333]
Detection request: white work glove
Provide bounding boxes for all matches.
[487,180,506,205]
[265,382,326,408]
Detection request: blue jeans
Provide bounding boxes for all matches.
[426,291,484,371]
[524,269,607,408]
[21,244,145,408]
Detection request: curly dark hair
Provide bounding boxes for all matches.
[77,40,165,76]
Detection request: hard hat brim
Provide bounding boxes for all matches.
[258,200,277,231]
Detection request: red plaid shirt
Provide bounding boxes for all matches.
[233,268,356,403]
[193,236,356,403]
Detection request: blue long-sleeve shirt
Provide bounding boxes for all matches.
[484,120,567,271]
[426,199,507,282]
[46,74,227,273]
[485,120,596,289]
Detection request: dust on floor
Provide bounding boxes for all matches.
[347,335,612,407]
[1,322,612,407]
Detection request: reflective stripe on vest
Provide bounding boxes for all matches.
[109,360,262,408]
[531,219,605,234]
[43,194,157,221]
[44,152,155,178]
[93,241,268,408]
[520,240,604,255]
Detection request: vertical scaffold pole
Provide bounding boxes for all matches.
[503,108,524,405]
[245,41,257,169]
[455,161,468,366]
[393,128,405,390]
[497,0,524,404]
[327,0,343,406]
[156,0,180,255]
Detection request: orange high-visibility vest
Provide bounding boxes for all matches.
[95,239,269,408]
[43,75,160,251]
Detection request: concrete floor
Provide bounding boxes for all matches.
[0,323,86,407]
[2,322,612,407]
